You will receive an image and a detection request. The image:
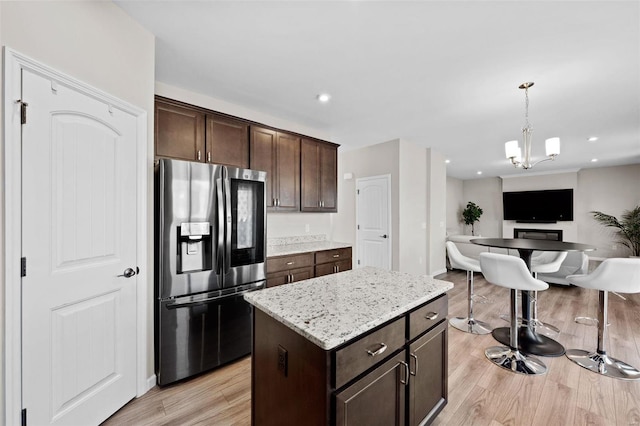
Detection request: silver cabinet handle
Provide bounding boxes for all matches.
[366,342,387,357]
[399,361,409,386]
[336,265,340,273]
[425,312,439,320]
[409,353,418,376]
[207,152,211,162]
[290,274,294,283]
[117,267,136,278]
[333,254,340,258]
[286,261,295,265]
[197,150,201,161]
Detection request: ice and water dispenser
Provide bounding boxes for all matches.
[177,221,213,274]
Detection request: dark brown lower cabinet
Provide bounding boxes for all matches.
[335,352,407,426]
[409,321,448,426]
[251,294,448,426]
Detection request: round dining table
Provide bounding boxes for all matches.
[471,238,596,357]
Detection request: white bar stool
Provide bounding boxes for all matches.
[480,252,549,375]
[565,258,640,380]
[446,241,492,335]
[529,251,568,335]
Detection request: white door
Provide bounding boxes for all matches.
[21,69,138,425]
[356,175,391,270]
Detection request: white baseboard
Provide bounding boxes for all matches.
[146,374,157,392]
[430,268,448,278]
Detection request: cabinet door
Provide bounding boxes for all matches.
[315,260,351,277]
[408,321,448,426]
[301,139,338,212]
[319,142,337,210]
[155,100,205,162]
[250,126,277,208]
[301,139,321,210]
[275,132,300,211]
[335,353,407,426]
[206,114,249,168]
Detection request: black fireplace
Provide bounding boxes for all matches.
[514,228,563,241]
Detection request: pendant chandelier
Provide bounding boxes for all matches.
[504,82,560,169]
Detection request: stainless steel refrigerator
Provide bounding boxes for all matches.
[155,158,266,386]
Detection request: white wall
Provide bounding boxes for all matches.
[335,139,401,269]
[0,2,155,419]
[463,177,503,238]
[399,140,427,275]
[426,148,447,276]
[577,164,640,258]
[446,176,463,235]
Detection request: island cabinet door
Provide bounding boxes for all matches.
[408,320,448,426]
[335,352,407,426]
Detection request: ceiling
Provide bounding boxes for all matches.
[116,1,640,180]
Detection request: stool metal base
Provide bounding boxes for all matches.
[566,349,640,381]
[450,317,492,335]
[485,345,547,375]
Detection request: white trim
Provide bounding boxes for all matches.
[146,375,157,393]
[3,47,149,424]
[355,174,393,271]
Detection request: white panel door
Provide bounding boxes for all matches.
[21,69,137,425]
[356,175,391,270]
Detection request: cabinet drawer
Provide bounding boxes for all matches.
[315,247,352,265]
[266,266,314,288]
[335,317,405,389]
[409,294,447,340]
[315,259,352,277]
[266,253,314,273]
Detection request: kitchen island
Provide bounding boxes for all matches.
[244,267,453,426]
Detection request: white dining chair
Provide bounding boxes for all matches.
[565,258,640,380]
[480,252,549,375]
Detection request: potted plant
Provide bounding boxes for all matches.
[462,201,483,236]
[591,206,640,257]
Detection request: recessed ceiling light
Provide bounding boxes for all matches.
[316,93,331,103]
[591,158,598,162]
[588,136,598,142]
[445,159,450,164]
[477,171,482,175]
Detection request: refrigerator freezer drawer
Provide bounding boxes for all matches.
[156,292,253,386]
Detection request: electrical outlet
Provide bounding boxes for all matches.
[277,345,288,377]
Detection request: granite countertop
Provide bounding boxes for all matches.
[267,240,352,257]
[244,267,453,350]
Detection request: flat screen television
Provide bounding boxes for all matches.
[503,189,573,222]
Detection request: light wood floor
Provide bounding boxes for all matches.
[102,269,640,425]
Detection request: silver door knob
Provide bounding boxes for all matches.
[380,234,388,238]
[117,268,136,278]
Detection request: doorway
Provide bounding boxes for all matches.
[356,175,392,270]
[3,49,148,425]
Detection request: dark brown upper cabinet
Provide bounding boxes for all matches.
[205,114,249,168]
[155,100,205,162]
[250,126,300,212]
[155,97,249,168]
[301,139,338,212]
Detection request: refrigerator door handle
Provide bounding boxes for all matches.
[166,282,265,309]
[224,169,232,275]
[216,176,225,275]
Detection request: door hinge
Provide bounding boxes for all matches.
[17,100,28,124]
[22,408,27,426]
[357,189,360,195]
[357,224,360,230]
[21,257,27,277]
[357,259,361,265]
